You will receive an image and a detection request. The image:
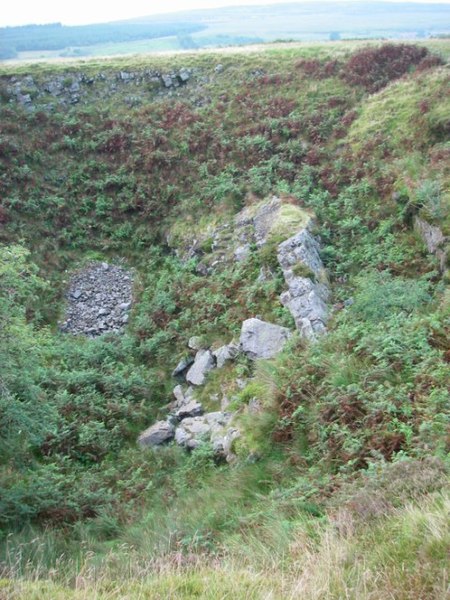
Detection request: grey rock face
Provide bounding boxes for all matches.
[186,349,216,386]
[60,262,133,337]
[277,229,323,274]
[213,342,240,368]
[240,318,291,360]
[138,420,174,447]
[277,228,329,338]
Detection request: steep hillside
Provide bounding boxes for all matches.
[0,41,449,599]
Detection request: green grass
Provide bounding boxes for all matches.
[3,489,448,599]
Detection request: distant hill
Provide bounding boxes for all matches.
[1,2,450,61]
[129,2,450,40]
[0,21,206,59]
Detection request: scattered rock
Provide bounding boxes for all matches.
[186,349,216,386]
[174,411,233,452]
[138,420,174,447]
[211,426,240,462]
[240,318,291,360]
[173,384,188,405]
[248,398,263,414]
[60,262,133,337]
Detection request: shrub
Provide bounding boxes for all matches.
[342,44,429,92]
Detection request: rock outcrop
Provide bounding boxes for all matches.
[277,227,329,338]
[2,67,196,110]
[240,318,291,360]
[138,197,332,460]
[171,196,311,274]
[169,196,330,339]
[60,262,133,337]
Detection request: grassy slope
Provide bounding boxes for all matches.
[0,41,449,598]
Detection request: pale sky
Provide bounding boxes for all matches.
[1,0,449,27]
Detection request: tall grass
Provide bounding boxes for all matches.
[1,490,448,599]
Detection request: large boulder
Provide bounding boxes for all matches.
[240,318,291,360]
[138,420,174,447]
[186,349,215,386]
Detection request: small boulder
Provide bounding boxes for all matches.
[173,384,187,405]
[172,356,195,378]
[186,349,215,386]
[138,420,174,447]
[240,318,291,360]
[175,400,204,420]
[178,68,190,82]
[188,336,204,350]
[213,342,240,368]
[162,74,173,88]
[211,426,240,462]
